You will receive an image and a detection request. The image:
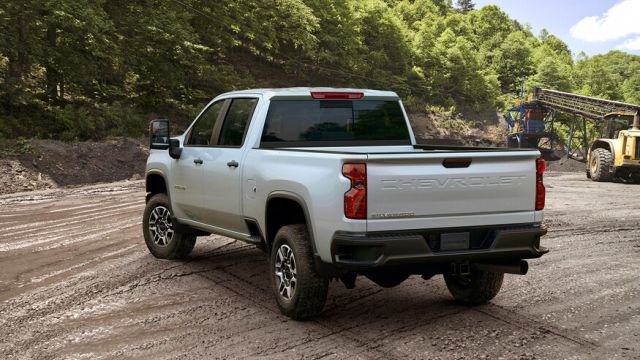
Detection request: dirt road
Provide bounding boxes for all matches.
[0,173,638,359]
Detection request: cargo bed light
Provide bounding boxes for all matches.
[311,92,364,100]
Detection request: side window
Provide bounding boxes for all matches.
[218,98,258,146]
[185,101,224,146]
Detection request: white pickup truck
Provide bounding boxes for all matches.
[144,88,548,319]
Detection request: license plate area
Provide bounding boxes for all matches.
[439,232,470,251]
[424,229,495,252]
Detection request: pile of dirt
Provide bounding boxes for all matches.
[0,138,148,195]
[409,110,507,148]
[0,159,56,194]
[547,156,587,173]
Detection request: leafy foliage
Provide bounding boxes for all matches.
[0,0,638,140]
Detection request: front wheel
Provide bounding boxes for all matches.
[142,193,196,259]
[443,270,504,305]
[589,148,614,182]
[270,224,328,319]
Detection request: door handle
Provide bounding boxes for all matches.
[227,160,239,168]
[193,158,203,165]
[442,157,471,168]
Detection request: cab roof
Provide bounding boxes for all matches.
[217,87,399,100]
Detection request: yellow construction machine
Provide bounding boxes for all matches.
[588,111,640,182]
[507,88,640,183]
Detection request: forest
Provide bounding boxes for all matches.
[1,0,640,141]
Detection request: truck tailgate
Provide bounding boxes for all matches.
[366,151,540,230]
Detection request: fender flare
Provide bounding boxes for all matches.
[265,190,318,256]
[145,170,170,203]
[590,139,615,155]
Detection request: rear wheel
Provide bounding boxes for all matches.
[143,193,196,259]
[589,148,614,182]
[443,270,504,305]
[270,224,329,320]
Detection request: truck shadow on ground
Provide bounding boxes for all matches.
[169,243,602,358]
[184,240,505,324]
[164,242,599,359]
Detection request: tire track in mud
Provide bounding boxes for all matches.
[0,185,149,358]
[0,251,163,357]
[0,202,141,235]
[5,203,143,245]
[0,217,141,252]
[473,304,598,348]
[195,268,413,360]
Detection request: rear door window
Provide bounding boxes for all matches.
[260,100,410,147]
[218,98,258,147]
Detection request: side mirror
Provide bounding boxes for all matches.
[149,119,170,150]
[169,139,182,159]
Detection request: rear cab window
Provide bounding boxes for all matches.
[260,99,410,147]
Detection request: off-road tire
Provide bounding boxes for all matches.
[270,224,329,320]
[589,148,614,182]
[443,270,504,305]
[143,193,196,260]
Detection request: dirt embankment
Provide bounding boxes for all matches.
[409,110,508,148]
[0,138,148,195]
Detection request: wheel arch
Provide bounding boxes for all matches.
[265,191,317,255]
[590,139,615,154]
[145,171,169,203]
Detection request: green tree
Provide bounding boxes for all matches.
[622,74,640,104]
[456,0,475,13]
[574,55,622,99]
[531,57,573,92]
[491,31,535,93]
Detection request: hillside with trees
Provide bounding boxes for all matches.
[1,0,639,141]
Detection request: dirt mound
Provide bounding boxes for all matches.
[0,138,148,195]
[547,156,587,173]
[409,110,507,148]
[0,159,56,194]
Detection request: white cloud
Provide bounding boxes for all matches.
[617,35,640,50]
[570,0,640,42]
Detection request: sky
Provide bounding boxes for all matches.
[473,0,640,56]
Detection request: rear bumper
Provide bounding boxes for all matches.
[327,225,547,271]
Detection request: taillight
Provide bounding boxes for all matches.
[535,158,546,211]
[342,163,367,219]
[311,92,364,100]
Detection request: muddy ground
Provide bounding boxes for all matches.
[0,173,638,359]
